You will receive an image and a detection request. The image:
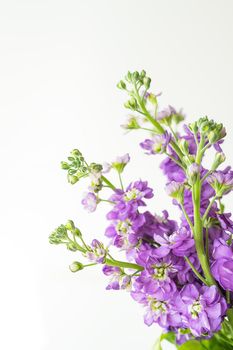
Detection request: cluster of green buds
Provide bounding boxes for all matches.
[117,70,152,112]
[49,220,83,252]
[189,117,226,145]
[61,149,89,184]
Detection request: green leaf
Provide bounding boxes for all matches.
[160,332,176,344]
[178,340,202,350]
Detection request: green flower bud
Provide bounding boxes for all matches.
[66,241,78,251]
[65,220,75,232]
[133,71,139,81]
[147,93,157,106]
[61,161,69,170]
[124,97,138,111]
[68,175,79,184]
[71,149,82,157]
[179,139,189,155]
[211,153,226,171]
[69,261,84,272]
[140,70,146,78]
[189,122,198,134]
[187,163,199,185]
[143,77,151,89]
[117,80,126,90]
[121,117,140,130]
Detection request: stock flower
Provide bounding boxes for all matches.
[153,227,195,258]
[81,192,98,212]
[140,132,171,155]
[208,169,233,197]
[211,238,233,291]
[85,239,107,263]
[178,284,227,337]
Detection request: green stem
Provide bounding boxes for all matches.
[133,85,185,163]
[192,142,217,286]
[180,203,194,232]
[101,175,116,190]
[184,256,207,285]
[202,195,218,223]
[165,152,185,170]
[118,171,124,190]
[105,258,143,271]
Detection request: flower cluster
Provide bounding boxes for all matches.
[50,70,233,348]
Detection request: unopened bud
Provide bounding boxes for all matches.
[143,77,151,89]
[211,153,226,171]
[187,163,199,185]
[65,220,75,232]
[69,261,84,272]
[117,80,126,90]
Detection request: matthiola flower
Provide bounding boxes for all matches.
[211,238,233,291]
[85,239,107,263]
[107,180,153,221]
[105,212,145,249]
[131,290,182,328]
[208,169,233,197]
[178,284,227,337]
[217,212,233,233]
[165,181,184,202]
[153,227,195,258]
[81,192,98,212]
[140,132,171,155]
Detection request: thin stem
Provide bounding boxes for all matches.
[201,169,213,184]
[118,171,124,190]
[192,139,217,286]
[184,256,207,285]
[101,175,116,190]
[205,228,209,261]
[168,124,178,142]
[105,258,143,271]
[165,152,186,170]
[226,290,231,304]
[99,199,115,204]
[133,84,185,163]
[202,195,218,223]
[180,203,194,232]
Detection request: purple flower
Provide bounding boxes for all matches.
[157,105,177,120]
[112,153,130,173]
[153,227,195,258]
[211,238,233,291]
[131,289,182,328]
[217,212,233,233]
[140,132,171,155]
[102,265,121,290]
[85,239,107,263]
[105,212,145,249]
[81,192,98,212]
[178,284,227,337]
[208,169,233,196]
[165,181,184,201]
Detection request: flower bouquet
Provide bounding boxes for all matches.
[49,70,233,349]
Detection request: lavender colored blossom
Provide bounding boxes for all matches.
[140,132,171,155]
[208,169,233,196]
[81,192,98,212]
[178,284,227,337]
[211,238,233,291]
[85,239,107,263]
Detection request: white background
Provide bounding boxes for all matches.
[1,1,233,349]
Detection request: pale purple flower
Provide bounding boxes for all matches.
[211,238,233,291]
[178,284,227,337]
[81,192,98,212]
[85,239,107,263]
[208,169,233,196]
[140,132,171,155]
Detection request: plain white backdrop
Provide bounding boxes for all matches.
[1,1,233,349]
